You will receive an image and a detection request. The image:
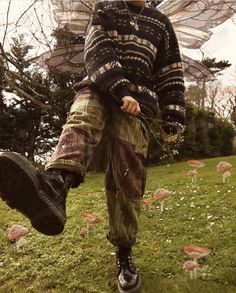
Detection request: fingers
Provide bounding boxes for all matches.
[120,99,129,111]
[121,97,141,116]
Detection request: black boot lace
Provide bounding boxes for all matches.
[117,255,137,274]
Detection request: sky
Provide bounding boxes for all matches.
[183,18,236,87]
[1,0,236,86]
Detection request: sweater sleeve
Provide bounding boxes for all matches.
[153,16,186,134]
[84,2,131,100]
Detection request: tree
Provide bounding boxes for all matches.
[186,57,231,109]
[0,36,74,161]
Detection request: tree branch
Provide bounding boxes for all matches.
[15,0,39,28]
[2,0,12,46]
[6,69,47,100]
[0,83,51,111]
[0,42,33,81]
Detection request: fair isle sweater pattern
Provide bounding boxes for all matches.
[84,0,185,125]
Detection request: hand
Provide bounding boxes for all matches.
[163,134,179,143]
[121,96,141,116]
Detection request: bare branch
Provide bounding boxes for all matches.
[0,83,51,111]
[6,70,48,100]
[15,0,39,28]
[33,7,52,52]
[2,0,12,46]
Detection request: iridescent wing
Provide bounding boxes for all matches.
[36,0,236,80]
[157,0,236,80]
[36,43,86,77]
[50,0,93,35]
[158,0,236,49]
[35,0,93,77]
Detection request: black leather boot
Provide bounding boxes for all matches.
[0,152,78,236]
[117,248,141,293]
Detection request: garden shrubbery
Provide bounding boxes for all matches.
[147,103,235,164]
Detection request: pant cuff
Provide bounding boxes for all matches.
[106,232,136,247]
[45,159,86,176]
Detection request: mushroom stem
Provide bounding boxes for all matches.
[16,237,27,253]
[223,172,231,183]
[193,257,198,265]
[160,202,164,213]
[189,270,194,280]
[86,222,90,237]
[223,174,226,183]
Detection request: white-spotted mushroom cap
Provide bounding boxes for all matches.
[187,160,205,168]
[90,218,100,225]
[81,213,97,222]
[187,169,198,177]
[7,224,28,242]
[153,188,172,202]
[216,161,232,173]
[143,197,155,205]
[182,261,199,271]
[184,245,210,259]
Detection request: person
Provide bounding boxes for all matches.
[0,0,185,292]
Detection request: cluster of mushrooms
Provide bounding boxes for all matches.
[187,159,232,183]
[183,245,210,279]
[7,224,28,252]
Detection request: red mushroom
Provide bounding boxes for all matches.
[187,169,198,183]
[81,213,97,237]
[187,160,205,171]
[153,188,172,212]
[184,244,210,264]
[143,197,155,211]
[90,218,100,236]
[182,261,199,279]
[7,224,28,252]
[81,213,97,221]
[80,227,89,237]
[7,224,28,242]
[216,161,232,183]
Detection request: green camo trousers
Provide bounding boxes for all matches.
[46,87,149,247]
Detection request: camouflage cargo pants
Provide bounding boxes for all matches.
[46,87,149,247]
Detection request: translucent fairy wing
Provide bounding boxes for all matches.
[35,0,94,77]
[158,0,236,49]
[157,0,236,80]
[36,0,236,80]
[182,55,213,82]
[157,0,193,18]
[35,44,86,76]
[51,0,93,36]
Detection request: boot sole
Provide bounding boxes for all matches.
[118,276,142,293]
[0,152,65,235]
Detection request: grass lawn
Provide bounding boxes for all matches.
[0,155,236,293]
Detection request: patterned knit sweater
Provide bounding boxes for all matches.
[84,0,185,131]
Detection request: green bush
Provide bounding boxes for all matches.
[147,103,235,164]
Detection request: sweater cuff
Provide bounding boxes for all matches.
[162,110,186,135]
[114,85,131,100]
[162,117,185,135]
